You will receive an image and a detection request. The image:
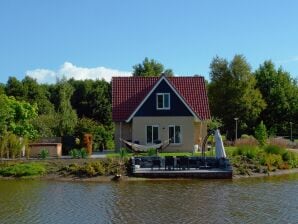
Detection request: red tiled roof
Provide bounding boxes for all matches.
[112,76,211,121]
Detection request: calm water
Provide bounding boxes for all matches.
[0,174,298,224]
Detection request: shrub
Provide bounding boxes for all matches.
[264,154,284,171]
[119,148,128,159]
[39,149,49,159]
[264,145,286,156]
[233,145,259,159]
[80,148,87,159]
[254,121,268,146]
[268,137,288,149]
[147,148,157,156]
[0,163,46,177]
[235,136,258,147]
[69,149,80,159]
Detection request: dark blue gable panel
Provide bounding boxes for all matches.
[135,79,193,117]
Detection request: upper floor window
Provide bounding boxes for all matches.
[156,93,170,110]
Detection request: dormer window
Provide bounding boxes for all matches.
[156,93,170,110]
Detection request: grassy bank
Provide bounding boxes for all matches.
[0,158,129,179]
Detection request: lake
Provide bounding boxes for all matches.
[0,174,298,224]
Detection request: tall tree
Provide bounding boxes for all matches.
[254,61,298,135]
[22,76,55,115]
[133,57,173,77]
[208,55,266,139]
[56,78,78,136]
[5,77,25,100]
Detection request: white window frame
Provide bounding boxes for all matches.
[168,125,182,145]
[156,93,170,110]
[146,125,159,144]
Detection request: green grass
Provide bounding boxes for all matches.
[0,163,46,177]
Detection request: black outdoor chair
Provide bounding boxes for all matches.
[151,157,161,170]
[178,156,189,170]
[165,156,175,170]
[189,157,200,169]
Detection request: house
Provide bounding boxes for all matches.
[112,75,211,152]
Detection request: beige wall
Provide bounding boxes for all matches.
[114,122,132,150]
[132,116,198,152]
[29,143,62,157]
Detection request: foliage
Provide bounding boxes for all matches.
[31,113,60,137]
[69,149,80,159]
[233,145,260,159]
[264,144,286,156]
[119,148,128,159]
[75,117,114,150]
[56,78,78,136]
[207,117,223,130]
[80,148,87,159]
[61,158,128,177]
[208,55,266,139]
[268,137,288,149]
[235,136,258,147]
[0,163,46,177]
[69,148,88,159]
[133,57,173,77]
[69,79,112,126]
[147,148,157,156]
[0,94,38,139]
[254,121,268,146]
[39,149,49,159]
[254,61,298,135]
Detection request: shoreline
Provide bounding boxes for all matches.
[2,168,298,182]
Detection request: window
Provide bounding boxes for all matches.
[156,93,170,110]
[169,125,181,144]
[146,125,159,144]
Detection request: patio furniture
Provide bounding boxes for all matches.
[178,156,189,170]
[151,157,161,170]
[165,156,175,170]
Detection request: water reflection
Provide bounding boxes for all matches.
[0,174,298,224]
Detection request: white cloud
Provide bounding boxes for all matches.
[26,62,132,83]
[276,56,298,64]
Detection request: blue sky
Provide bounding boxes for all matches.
[0,0,298,83]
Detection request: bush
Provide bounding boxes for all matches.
[69,149,80,159]
[80,148,87,159]
[0,163,46,177]
[255,121,268,146]
[69,148,88,159]
[147,148,157,156]
[264,154,284,171]
[235,136,258,147]
[268,137,288,149]
[264,145,286,156]
[39,149,49,159]
[233,145,259,159]
[119,148,128,159]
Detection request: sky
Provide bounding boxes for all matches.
[0,0,298,83]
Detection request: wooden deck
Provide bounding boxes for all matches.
[131,156,233,179]
[133,167,232,179]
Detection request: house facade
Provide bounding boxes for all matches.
[112,75,211,152]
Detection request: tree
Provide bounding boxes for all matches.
[208,55,266,139]
[56,78,78,136]
[75,117,114,150]
[22,76,55,115]
[254,121,268,146]
[5,77,25,101]
[254,61,298,135]
[133,57,174,77]
[69,79,112,126]
[0,94,38,139]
